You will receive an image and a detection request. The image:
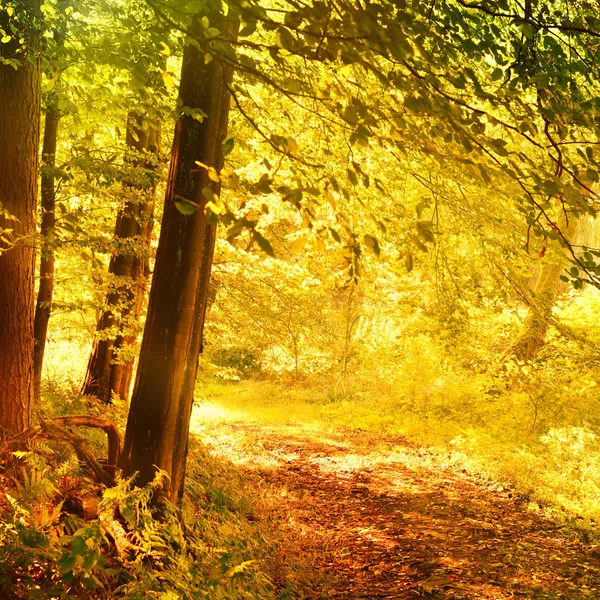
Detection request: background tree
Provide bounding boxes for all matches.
[82,113,160,402]
[33,0,69,400]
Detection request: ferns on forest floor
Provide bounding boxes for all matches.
[0,404,311,600]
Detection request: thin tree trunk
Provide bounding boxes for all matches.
[0,0,42,437]
[82,115,159,403]
[120,15,237,505]
[505,211,580,362]
[33,101,60,400]
[108,205,154,401]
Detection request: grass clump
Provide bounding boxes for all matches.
[194,349,600,528]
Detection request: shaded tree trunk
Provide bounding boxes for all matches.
[82,114,159,403]
[0,1,42,437]
[505,211,580,362]
[33,0,68,401]
[33,100,60,400]
[120,15,237,505]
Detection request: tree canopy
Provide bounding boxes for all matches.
[2,0,600,597]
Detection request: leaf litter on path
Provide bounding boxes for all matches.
[189,411,600,599]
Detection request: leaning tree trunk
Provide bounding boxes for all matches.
[82,114,159,403]
[120,15,237,505]
[33,100,60,400]
[505,210,580,362]
[0,0,42,437]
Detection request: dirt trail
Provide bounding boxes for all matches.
[192,414,600,599]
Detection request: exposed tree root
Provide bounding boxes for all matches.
[1,416,121,486]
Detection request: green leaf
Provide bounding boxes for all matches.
[239,21,257,37]
[490,138,509,156]
[404,249,413,272]
[223,137,235,157]
[343,106,359,126]
[185,0,203,13]
[363,234,380,256]
[202,187,218,203]
[71,536,88,556]
[415,200,427,218]
[284,10,303,28]
[542,180,560,195]
[205,27,221,39]
[491,68,503,81]
[403,96,422,112]
[253,230,274,256]
[58,555,77,575]
[257,174,272,194]
[174,196,198,215]
[417,220,435,243]
[275,27,295,51]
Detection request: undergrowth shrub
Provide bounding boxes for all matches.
[195,307,600,524]
[0,419,310,599]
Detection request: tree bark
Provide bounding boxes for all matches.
[505,210,580,362]
[82,114,159,403]
[33,101,60,400]
[0,1,42,438]
[120,15,237,505]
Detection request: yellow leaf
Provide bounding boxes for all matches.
[159,41,170,56]
[162,71,175,89]
[326,190,337,210]
[289,236,308,254]
[195,161,220,182]
[205,201,223,215]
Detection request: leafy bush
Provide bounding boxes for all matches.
[208,346,264,379]
[0,431,309,599]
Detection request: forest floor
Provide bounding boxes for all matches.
[190,404,600,600]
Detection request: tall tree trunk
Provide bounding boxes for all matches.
[505,210,580,362]
[33,101,60,400]
[0,0,42,437]
[33,0,68,401]
[82,114,159,403]
[120,15,237,505]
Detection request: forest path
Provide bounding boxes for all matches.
[190,407,600,599]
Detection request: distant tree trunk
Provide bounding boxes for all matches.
[120,15,237,505]
[82,114,159,403]
[505,211,580,362]
[0,0,42,437]
[33,100,60,400]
